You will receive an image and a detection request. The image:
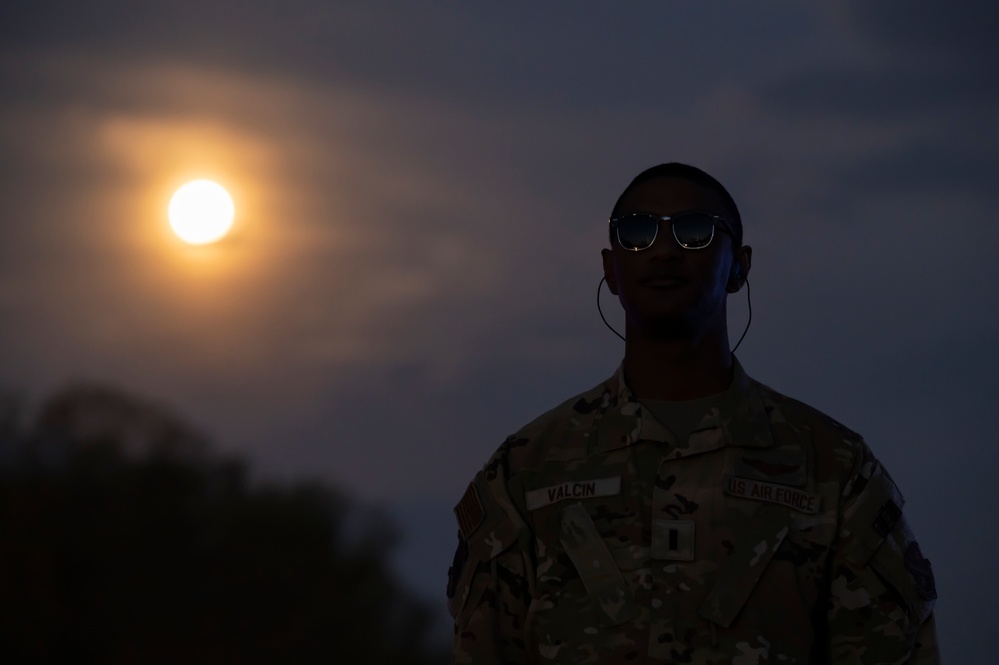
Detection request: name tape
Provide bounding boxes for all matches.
[526,477,621,510]
[724,475,820,514]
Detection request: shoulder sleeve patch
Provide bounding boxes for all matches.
[905,541,937,602]
[454,482,485,540]
[842,459,905,567]
[873,498,903,538]
[867,516,938,626]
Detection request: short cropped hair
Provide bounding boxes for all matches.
[609,163,743,248]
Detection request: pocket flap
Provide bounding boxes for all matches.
[558,501,640,627]
[698,503,790,628]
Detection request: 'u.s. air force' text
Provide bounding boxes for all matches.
[724,475,820,514]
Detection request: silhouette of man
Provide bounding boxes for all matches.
[447,163,938,664]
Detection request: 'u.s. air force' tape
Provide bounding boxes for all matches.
[525,477,621,510]
[724,475,820,514]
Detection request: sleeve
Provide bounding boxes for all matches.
[448,472,533,665]
[824,444,939,665]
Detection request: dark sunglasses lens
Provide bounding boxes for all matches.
[616,215,659,250]
[673,213,715,248]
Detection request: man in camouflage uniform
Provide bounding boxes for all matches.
[447,163,938,663]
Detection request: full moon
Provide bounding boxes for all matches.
[168,179,235,245]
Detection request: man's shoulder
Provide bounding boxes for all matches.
[484,373,615,475]
[752,378,862,439]
[751,378,870,472]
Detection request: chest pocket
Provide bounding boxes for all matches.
[557,502,640,627]
[698,503,791,627]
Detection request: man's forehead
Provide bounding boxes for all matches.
[616,175,731,216]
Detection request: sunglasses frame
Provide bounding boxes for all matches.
[609,211,734,252]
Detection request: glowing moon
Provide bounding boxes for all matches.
[168,179,235,245]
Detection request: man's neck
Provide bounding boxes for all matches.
[622,329,733,402]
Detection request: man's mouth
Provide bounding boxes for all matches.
[642,273,689,287]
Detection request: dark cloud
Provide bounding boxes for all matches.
[831,138,999,199]
[760,5,997,129]
[838,1,999,64]
[762,65,997,120]
[1,1,822,112]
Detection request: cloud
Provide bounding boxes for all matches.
[4,4,994,469]
[0,48,612,469]
[833,1,999,65]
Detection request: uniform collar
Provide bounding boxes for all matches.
[592,356,776,458]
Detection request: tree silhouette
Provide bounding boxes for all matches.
[0,384,447,664]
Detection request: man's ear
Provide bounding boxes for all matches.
[726,245,753,293]
[601,248,619,295]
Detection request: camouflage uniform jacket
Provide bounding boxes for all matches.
[449,360,939,664]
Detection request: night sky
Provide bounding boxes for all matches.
[2,2,996,659]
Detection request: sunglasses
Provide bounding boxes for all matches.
[609,211,734,251]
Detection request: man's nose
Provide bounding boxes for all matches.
[648,223,685,260]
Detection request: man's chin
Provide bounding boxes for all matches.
[624,297,724,341]
[628,314,695,340]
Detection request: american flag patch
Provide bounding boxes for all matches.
[455,483,485,539]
